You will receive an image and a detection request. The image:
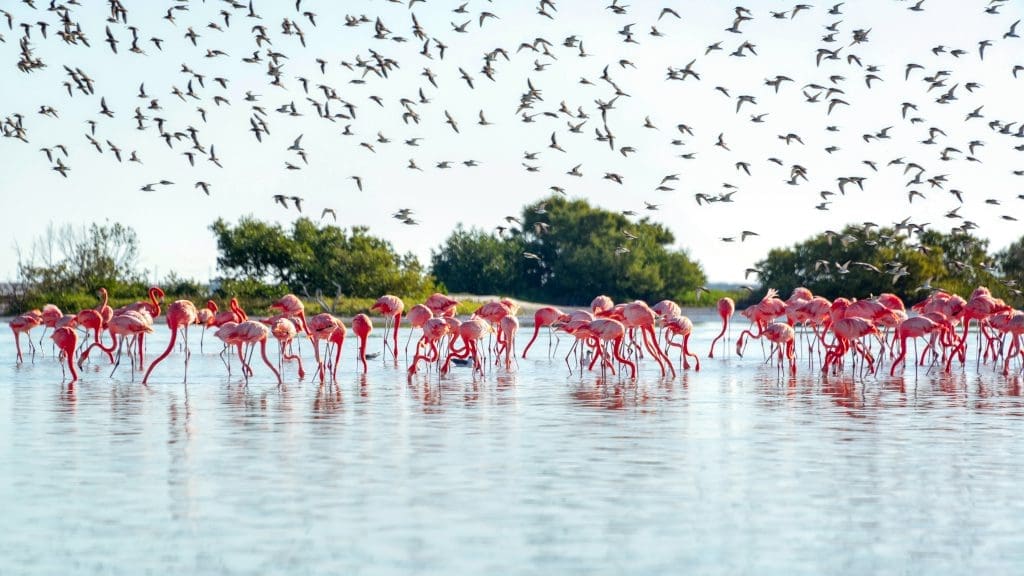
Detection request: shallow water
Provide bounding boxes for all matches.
[2,319,1024,575]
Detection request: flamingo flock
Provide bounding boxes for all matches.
[9,285,1024,385]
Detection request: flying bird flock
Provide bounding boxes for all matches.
[0,0,1022,282]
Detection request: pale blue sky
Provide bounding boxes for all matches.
[1,0,1021,284]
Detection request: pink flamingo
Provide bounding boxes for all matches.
[55,314,78,329]
[824,317,882,376]
[664,315,700,371]
[763,322,796,374]
[737,289,787,356]
[622,301,675,378]
[326,318,348,381]
[1001,313,1024,376]
[588,318,636,379]
[890,316,942,376]
[271,317,305,379]
[554,314,598,374]
[270,293,310,335]
[51,326,79,383]
[142,300,198,384]
[404,304,433,357]
[195,300,218,352]
[76,309,114,365]
[371,294,404,361]
[652,299,682,319]
[946,289,1010,372]
[497,314,519,370]
[213,297,245,326]
[591,295,614,314]
[103,310,155,378]
[522,306,565,359]
[789,296,832,363]
[408,318,450,375]
[38,304,63,347]
[234,320,283,385]
[10,310,42,363]
[424,292,459,317]
[117,286,164,370]
[352,314,373,373]
[307,313,338,382]
[443,318,490,374]
[96,287,114,327]
[708,297,735,358]
[213,321,243,376]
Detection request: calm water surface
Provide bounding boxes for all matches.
[2,317,1024,575]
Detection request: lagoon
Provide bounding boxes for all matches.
[2,318,1023,575]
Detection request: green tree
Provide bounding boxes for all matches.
[753,225,1002,305]
[996,236,1024,305]
[16,221,145,294]
[209,216,437,298]
[431,196,707,305]
[430,225,525,295]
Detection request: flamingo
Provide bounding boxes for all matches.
[708,297,735,358]
[51,326,79,383]
[824,317,882,376]
[326,317,348,381]
[762,322,796,374]
[404,304,433,358]
[946,289,1010,372]
[622,301,675,378]
[664,314,700,370]
[142,300,198,384]
[117,286,164,369]
[497,314,519,370]
[10,310,42,363]
[213,297,245,326]
[213,321,243,376]
[424,292,459,317]
[234,320,283,385]
[195,300,218,351]
[96,287,114,327]
[591,295,614,314]
[521,306,565,359]
[443,317,490,375]
[352,313,373,373]
[890,316,942,377]
[307,313,338,382]
[1001,313,1024,376]
[271,317,305,379]
[76,309,114,365]
[101,310,155,378]
[370,294,404,361]
[408,318,450,374]
[589,318,636,379]
[38,304,63,347]
[270,293,310,334]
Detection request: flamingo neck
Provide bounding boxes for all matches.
[66,350,78,382]
[148,288,162,316]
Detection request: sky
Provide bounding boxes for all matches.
[0,0,1021,285]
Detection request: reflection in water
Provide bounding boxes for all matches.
[4,324,1024,575]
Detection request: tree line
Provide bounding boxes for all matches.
[750,224,1023,307]
[6,199,1024,315]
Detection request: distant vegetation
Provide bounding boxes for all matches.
[6,218,440,315]
[431,196,712,306]
[751,224,1022,307]
[208,216,438,298]
[6,212,1023,316]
